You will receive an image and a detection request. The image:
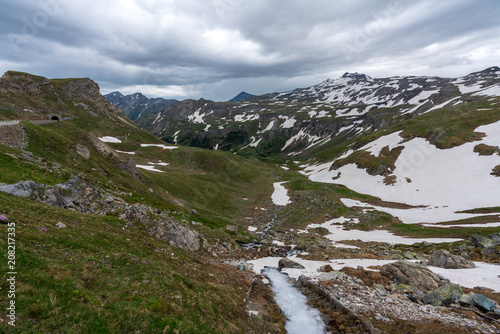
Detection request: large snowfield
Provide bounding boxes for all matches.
[302,120,500,224]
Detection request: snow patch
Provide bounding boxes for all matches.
[272,182,292,206]
[99,136,122,143]
[140,144,178,150]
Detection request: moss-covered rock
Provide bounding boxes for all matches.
[422,283,463,306]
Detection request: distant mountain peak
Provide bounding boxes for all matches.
[107,91,124,98]
[341,72,372,81]
[229,91,255,102]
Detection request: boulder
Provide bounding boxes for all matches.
[56,222,67,229]
[318,264,334,272]
[470,235,495,248]
[422,283,463,306]
[152,221,200,252]
[459,292,474,306]
[472,294,497,313]
[316,271,344,282]
[380,261,442,293]
[74,144,90,159]
[428,250,476,269]
[278,258,305,270]
[118,158,141,180]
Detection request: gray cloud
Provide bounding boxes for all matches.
[1,0,499,101]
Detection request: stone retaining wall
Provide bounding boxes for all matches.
[0,121,24,149]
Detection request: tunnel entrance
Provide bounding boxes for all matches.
[51,116,60,121]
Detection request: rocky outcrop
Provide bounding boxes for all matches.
[151,221,200,252]
[0,178,202,252]
[0,71,51,95]
[380,261,442,293]
[59,78,121,115]
[0,71,123,121]
[470,234,500,249]
[428,250,476,269]
[0,178,100,210]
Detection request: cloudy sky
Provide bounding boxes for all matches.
[1,0,499,101]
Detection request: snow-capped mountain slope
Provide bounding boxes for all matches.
[302,120,500,224]
[135,67,500,158]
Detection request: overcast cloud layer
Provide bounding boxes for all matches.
[1,0,499,101]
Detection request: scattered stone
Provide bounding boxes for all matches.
[458,243,470,252]
[56,222,67,229]
[380,261,442,293]
[428,250,476,269]
[373,283,387,295]
[375,313,390,322]
[278,258,305,270]
[473,294,497,313]
[422,283,463,307]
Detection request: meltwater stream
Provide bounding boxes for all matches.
[263,268,327,334]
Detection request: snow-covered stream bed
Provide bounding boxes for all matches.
[262,268,327,334]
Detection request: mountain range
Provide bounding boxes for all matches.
[107,66,500,159]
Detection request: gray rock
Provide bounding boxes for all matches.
[0,180,41,197]
[481,247,496,256]
[423,283,463,306]
[152,221,200,251]
[459,292,474,306]
[488,233,500,244]
[380,261,442,293]
[458,243,469,252]
[56,222,67,229]
[428,250,476,269]
[278,258,305,270]
[74,144,90,159]
[316,271,344,282]
[118,158,141,179]
[470,235,495,248]
[472,294,497,313]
